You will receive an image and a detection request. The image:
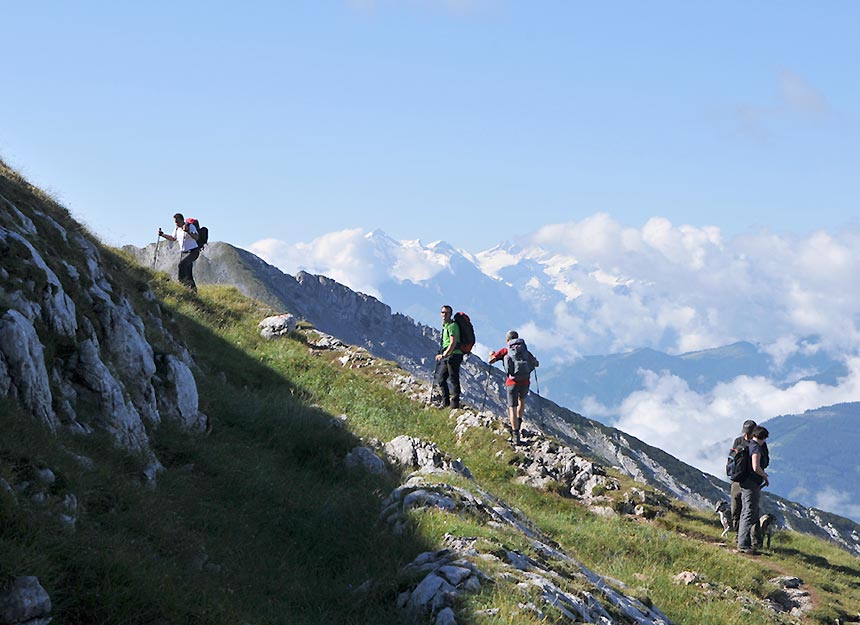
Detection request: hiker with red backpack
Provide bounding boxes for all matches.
[158,213,203,292]
[488,330,539,445]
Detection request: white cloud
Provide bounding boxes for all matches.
[521,216,860,360]
[610,357,860,479]
[249,228,387,298]
[250,217,860,371]
[809,487,860,521]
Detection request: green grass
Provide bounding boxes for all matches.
[1,182,860,624]
[1,278,857,624]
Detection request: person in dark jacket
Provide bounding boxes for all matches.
[730,420,757,533]
[738,425,770,554]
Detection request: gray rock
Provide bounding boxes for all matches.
[0,227,77,338]
[383,435,471,477]
[0,310,58,430]
[402,490,456,512]
[435,606,457,625]
[438,565,471,586]
[75,338,149,451]
[33,468,55,485]
[94,294,158,425]
[162,355,206,432]
[0,576,52,624]
[407,573,456,616]
[0,196,37,235]
[344,447,388,475]
[259,314,298,339]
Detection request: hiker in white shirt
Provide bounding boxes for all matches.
[158,212,199,292]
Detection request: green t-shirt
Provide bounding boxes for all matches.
[442,320,462,355]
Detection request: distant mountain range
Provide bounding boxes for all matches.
[763,402,860,520]
[127,240,860,528]
[543,341,847,414]
[243,230,849,418]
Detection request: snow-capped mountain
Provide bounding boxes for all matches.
[246,222,860,479]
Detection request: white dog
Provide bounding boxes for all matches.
[715,500,731,538]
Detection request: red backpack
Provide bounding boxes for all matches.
[453,312,475,354]
[185,218,209,251]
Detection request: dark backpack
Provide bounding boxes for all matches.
[186,218,209,251]
[453,312,475,354]
[504,338,535,382]
[728,441,751,482]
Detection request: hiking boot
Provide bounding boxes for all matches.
[513,430,521,445]
[450,399,460,409]
[738,548,759,556]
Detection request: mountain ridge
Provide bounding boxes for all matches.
[127,239,860,547]
[4,160,860,623]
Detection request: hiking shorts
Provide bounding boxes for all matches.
[506,384,529,408]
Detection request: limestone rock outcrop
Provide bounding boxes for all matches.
[1,174,207,467]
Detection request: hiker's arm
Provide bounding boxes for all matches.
[752,452,769,486]
[159,229,176,241]
[185,224,199,241]
[488,347,506,364]
[436,326,453,360]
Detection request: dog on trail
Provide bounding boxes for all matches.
[715,500,731,538]
[757,513,776,549]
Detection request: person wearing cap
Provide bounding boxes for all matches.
[729,420,757,533]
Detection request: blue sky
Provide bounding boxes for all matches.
[1,1,858,252]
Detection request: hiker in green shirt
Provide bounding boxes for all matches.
[435,305,463,408]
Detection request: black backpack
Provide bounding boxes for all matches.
[728,439,770,483]
[452,312,475,354]
[504,338,535,382]
[186,218,209,251]
[727,440,751,483]
[726,439,741,477]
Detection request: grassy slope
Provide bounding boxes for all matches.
[2,252,860,624]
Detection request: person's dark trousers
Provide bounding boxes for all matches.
[178,248,200,292]
[435,353,463,407]
[730,481,743,531]
[737,480,761,551]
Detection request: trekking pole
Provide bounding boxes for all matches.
[426,358,439,407]
[533,368,544,428]
[478,363,493,416]
[152,231,161,269]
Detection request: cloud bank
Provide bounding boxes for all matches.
[515,215,860,360]
[250,215,860,497]
[250,215,860,362]
[600,357,860,480]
